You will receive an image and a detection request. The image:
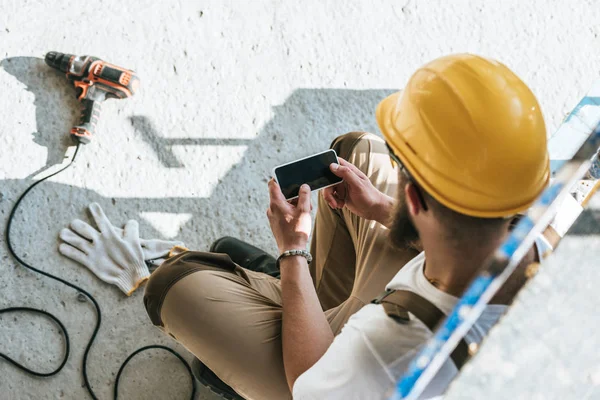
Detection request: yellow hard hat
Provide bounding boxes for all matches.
[377,54,549,218]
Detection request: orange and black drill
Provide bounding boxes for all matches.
[45,51,140,144]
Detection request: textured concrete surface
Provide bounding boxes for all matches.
[1,1,599,399]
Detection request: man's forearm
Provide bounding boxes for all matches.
[280,255,334,390]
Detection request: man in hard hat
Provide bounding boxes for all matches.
[144,54,551,400]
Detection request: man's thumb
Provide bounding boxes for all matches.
[297,184,312,211]
[330,163,356,184]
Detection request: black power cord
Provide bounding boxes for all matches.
[1,143,196,399]
[0,307,70,377]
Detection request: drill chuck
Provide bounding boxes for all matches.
[45,51,74,73]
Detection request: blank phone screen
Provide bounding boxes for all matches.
[275,150,343,199]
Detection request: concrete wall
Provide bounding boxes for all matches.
[1,1,599,399]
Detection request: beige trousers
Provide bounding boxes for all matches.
[144,132,418,400]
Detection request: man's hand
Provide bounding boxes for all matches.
[267,180,313,253]
[323,158,396,225]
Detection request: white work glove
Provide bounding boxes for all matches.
[58,203,183,295]
[116,229,185,261]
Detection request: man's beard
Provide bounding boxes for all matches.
[388,199,421,250]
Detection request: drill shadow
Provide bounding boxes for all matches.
[0,56,80,178]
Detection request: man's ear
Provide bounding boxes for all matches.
[404,183,423,216]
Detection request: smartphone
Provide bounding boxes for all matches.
[272,149,343,200]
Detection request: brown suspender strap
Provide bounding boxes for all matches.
[374,289,470,369]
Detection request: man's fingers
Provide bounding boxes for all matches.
[297,184,312,212]
[333,192,346,209]
[337,158,368,180]
[268,179,288,207]
[323,187,343,209]
[322,187,337,208]
[70,219,99,241]
[88,203,114,234]
[330,162,361,187]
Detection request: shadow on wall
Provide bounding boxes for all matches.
[0,56,397,256]
[2,56,598,261]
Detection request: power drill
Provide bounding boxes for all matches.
[45,51,140,144]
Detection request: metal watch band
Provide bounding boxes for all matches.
[276,249,312,268]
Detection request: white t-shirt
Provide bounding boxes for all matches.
[293,252,508,400]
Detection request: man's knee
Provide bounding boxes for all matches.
[330,131,385,161]
[329,132,369,158]
[329,132,389,178]
[143,251,238,327]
